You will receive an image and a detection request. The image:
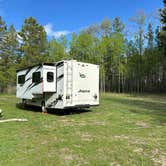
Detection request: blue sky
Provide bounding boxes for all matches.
[0,0,164,38]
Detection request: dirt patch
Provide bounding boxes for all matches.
[59,148,89,165]
[151,149,166,166]
[113,135,129,140]
[131,139,147,145]
[133,147,143,153]
[59,119,75,126]
[59,119,106,127]
[81,133,93,142]
[74,144,81,148]
[136,121,150,128]
[77,121,87,126]
[59,148,74,162]
[113,135,147,146]
[110,161,122,166]
[90,120,105,126]
[41,140,49,145]
[60,119,74,123]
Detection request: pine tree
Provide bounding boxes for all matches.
[0,18,19,92]
[19,17,47,66]
[159,0,166,91]
[0,16,7,92]
[146,23,154,49]
[144,23,156,91]
[130,11,146,92]
[112,17,125,33]
[160,0,166,55]
[6,25,20,87]
[112,17,125,92]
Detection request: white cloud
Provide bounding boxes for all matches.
[44,23,71,38]
[44,23,53,34]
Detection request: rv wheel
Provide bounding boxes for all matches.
[41,102,47,113]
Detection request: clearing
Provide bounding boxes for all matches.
[0,93,166,166]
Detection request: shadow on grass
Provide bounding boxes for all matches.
[105,96,166,124]
[16,103,91,116]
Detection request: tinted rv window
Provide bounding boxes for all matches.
[47,72,54,82]
[32,72,41,83]
[18,75,25,84]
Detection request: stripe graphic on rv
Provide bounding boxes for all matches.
[25,77,31,82]
[23,78,43,94]
[56,61,64,67]
[29,79,42,90]
[23,66,42,93]
[34,66,41,72]
[57,74,64,81]
[23,82,33,94]
[25,66,41,77]
[25,68,32,77]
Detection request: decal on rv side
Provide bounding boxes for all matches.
[23,78,43,94]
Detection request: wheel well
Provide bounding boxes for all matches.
[41,101,45,106]
[22,99,26,104]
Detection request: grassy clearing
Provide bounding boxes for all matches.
[0,93,166,166]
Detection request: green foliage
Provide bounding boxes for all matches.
[70,31,96,63]
[48,37,67,62]
[0,17,7,92]
[160,0,166,53]
[158,0,166,90]
[112,17,125,33]
[100,18,112,37]
[19,17,48,66]
[0,18,19,92]
[145,23,154,49]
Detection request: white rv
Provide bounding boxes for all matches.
[16,60,99,112]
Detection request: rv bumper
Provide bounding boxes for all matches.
[64,104,99,109]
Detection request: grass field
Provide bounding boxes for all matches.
[0,93,166,166]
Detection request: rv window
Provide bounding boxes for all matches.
[18,75,25,84]
[32,72,41,83]
[47,72,54,82]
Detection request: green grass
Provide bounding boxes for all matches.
[0,93,166,166]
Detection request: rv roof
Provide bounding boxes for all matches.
[16,60,77,73]
[16,63,55,73]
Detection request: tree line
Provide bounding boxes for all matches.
[0,0,166,93]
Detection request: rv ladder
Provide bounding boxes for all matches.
[66,61,73,104]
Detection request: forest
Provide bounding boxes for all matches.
[0,0,166,93]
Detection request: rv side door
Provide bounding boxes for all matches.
[43,66,56,92]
